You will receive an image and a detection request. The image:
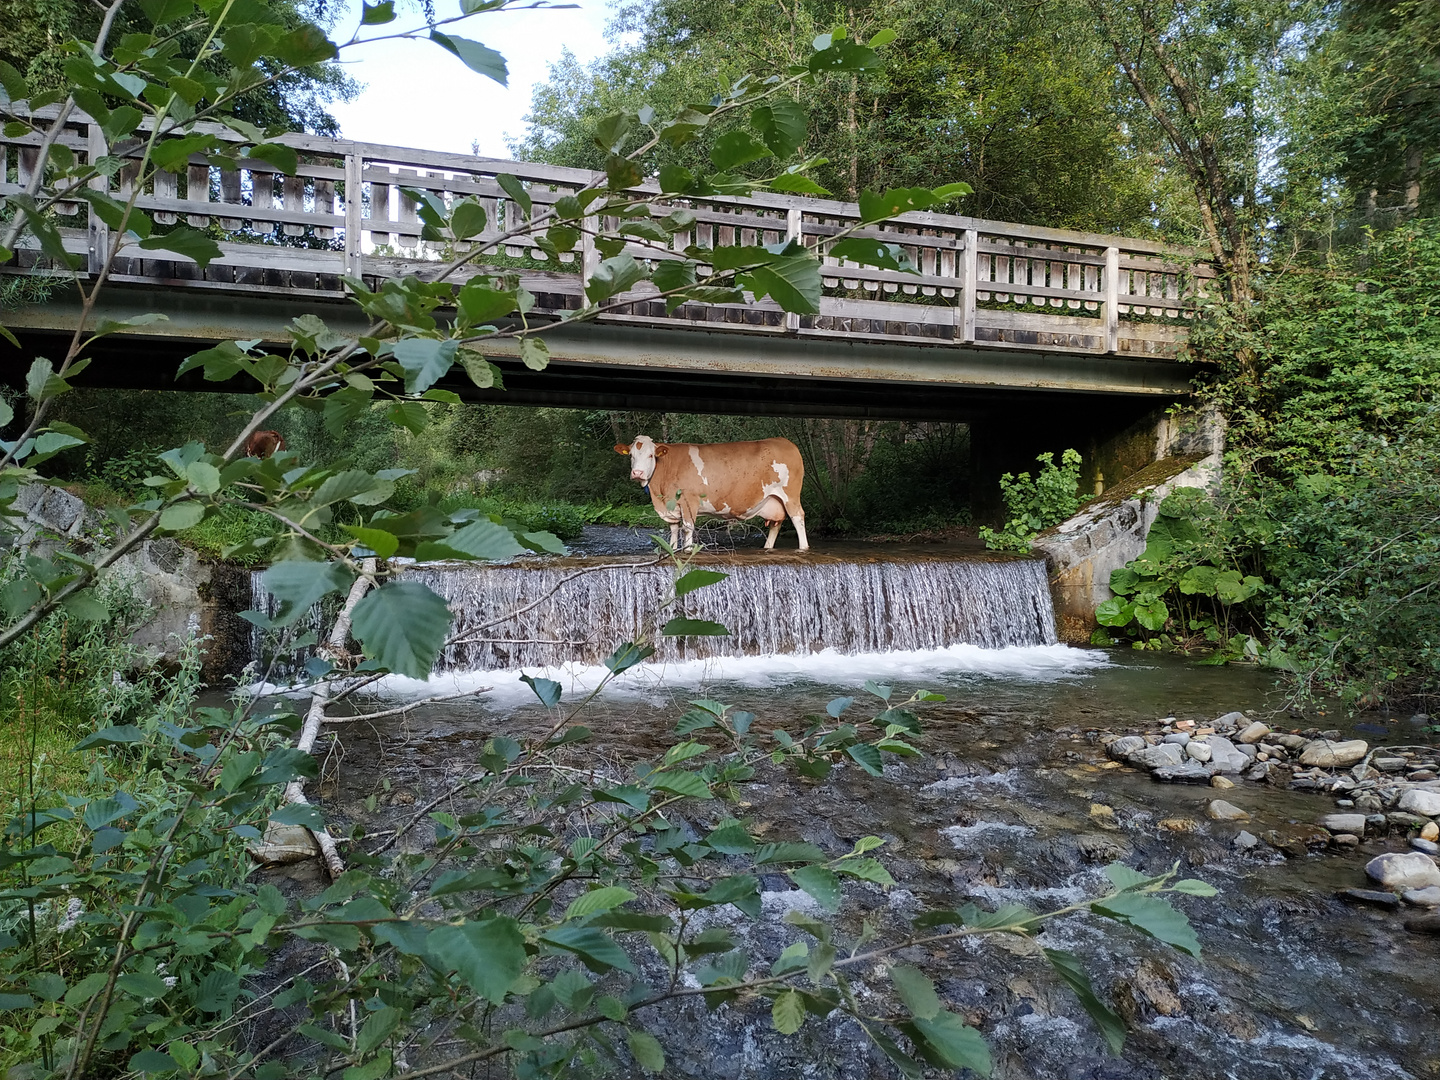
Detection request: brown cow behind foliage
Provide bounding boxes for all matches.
[244,430,285,458]
[615,435,808,550]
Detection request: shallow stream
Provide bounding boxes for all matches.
[305,647,1438,1080]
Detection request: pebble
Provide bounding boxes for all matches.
[1187,741,1213,763]
[1423,821,1439,842]
[1331,834,1361,848]
[1210,775,1235,790]
[1339,888,1401,908]
[1412,838,1440,856]
[1233,830,1259,850]
[1299,739,1369,768]
[1236,721,1271,744]
[1207,799,1250,821]
[1403,886,1440,907]
[1335,799,1356,808]
[1213,711,1245,733]
[1366,852,1440,891]
[1163,732,1191,745]
[1244,763,1272,782]
[1399,789,1440,817]
[1408,769,1438,781]
[1375,756,1408,772]
[1389,811,1428,829]
[1319,813,1367,834]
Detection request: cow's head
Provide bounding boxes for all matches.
[613,435,667,482]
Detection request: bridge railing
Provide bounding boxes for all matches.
[1,107,1215,358]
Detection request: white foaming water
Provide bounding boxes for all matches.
[364,642,1111,707]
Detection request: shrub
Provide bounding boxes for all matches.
[980,449,1084,552]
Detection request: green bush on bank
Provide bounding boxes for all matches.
[980,449,1084,552]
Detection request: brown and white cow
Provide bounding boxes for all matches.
[615,435,809,550]
[244,430,286,458]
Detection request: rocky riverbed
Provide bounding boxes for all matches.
[249,651,1440,1079]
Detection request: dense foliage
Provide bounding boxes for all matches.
[979,449,1083,553]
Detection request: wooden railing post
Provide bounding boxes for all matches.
[785,206,802,332]
[959,228,977,344]
[580,212,599,298]
[1104,245,1120,353]
[86,123,109,276]
[343,151,363,279]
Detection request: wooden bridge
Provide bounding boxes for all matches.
[1,109,1211,420]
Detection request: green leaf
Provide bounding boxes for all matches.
[829,237,916,273]
[270,803,324,829]
[650,771,713,799]
[351,581,452,679]
[772,989,805,1034]
[247,142,298,176]
[0,59,29,102]
[1044,948,1126,1055]
[451,198,487,239]
[0,993,34,1011]
[541,926,635,973]
[521,674,562,707]
[138,226,223,269]
[627,1030,665,1073]
[674,569,727,598]
[262,560,354,627]
[387,400,428,435]
[430,30,508,85]
[392,337,457,395]
[790,864,841,912]
[751,99,807,158]
[360,0,396,25]
[586,253,646,303]
[768,172,830,195]
[129,1050,178,1073]
[117,972,170,1000]
[428,917,526,1004]
[738,254,822,314]
[1170,878,1218,897]
[457,282,516,323]
[565,886,636,921]
[846,742,884,775]
[711,130,772,171]
[72,725,144,750]
[604,641,654,674]
[808,40,882,73]
[662,618,729,636]
[274,23,338,65]
[889,964,940,1019]
[658,163,694,194]
[1094,598,1134,628]
[520,337,549,371]
[418,518,526,562]
[496,173,531,217]
[343,525,400,559]
[159,501,204,532]
[1133,598,1168,632]
[705,822,757,854]
[906,1011,991,1076]
[836,857,894,886]
[1090,893,1201,957]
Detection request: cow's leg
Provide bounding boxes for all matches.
[669,522,680,550]
[682,516,697,550]
[790,507,809,551]
[764,520,781,549]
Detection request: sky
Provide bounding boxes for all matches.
[320,0,619,157]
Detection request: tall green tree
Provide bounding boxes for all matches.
[516,0,1188,235]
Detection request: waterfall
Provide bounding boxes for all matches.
[251,553,1057,675]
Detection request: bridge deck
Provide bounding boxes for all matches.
[1,108,1210,406]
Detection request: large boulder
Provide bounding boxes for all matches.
[1129,743,1186,770]
[1299,740,1368,768]
[1107,735,1147,760]
[1366,852,1440,891]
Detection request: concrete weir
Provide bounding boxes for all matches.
[1032,407,1223,644]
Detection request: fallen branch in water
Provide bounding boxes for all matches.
[324,688,492,724]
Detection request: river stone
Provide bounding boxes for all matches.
[1210,775,1235,789]
[1236,721,1271,744]
[1207,736,1249,774]
[1365,852,1440,890]
[1299,739,1369,768]
[1130,743,1186,770]
[1339,888,1402,908]
[1412,838,1440,856]
[1332,834,1361,848]
[1213,711,1245,733]
[1234,830,1259,850]
[1399,789,1440,817]
[1320,813,1368,834]
[1423,822,1440,842]
[1389,812,1428,829]
[1163,732,1191,745]
[1153,763,1215,783]
[1186,741,1212,763]
[1207,799,1249,821]
[1108,735,1146,760]
[1405,914,1440,935]
[1404,886,1440,907]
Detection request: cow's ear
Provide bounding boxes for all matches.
[655,444,668,457]
[613,443,630,454]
